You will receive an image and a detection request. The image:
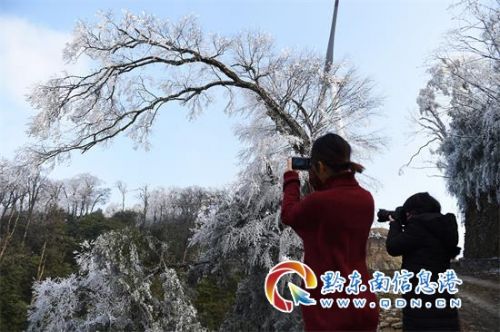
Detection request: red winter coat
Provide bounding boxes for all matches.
[281,170,379,331]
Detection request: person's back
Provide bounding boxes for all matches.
[395,212,459,273]
[317,178,375,277]
[281,133,379,331]
[305,172,378,331]
[386,193,461,331]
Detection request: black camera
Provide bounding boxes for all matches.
[291,157,311,170]
[377,206,407,224]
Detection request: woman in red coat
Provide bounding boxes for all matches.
[281,133,379,331]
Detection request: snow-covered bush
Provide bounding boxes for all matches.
[28,229,204,331]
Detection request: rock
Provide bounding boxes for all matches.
[366,228,402,272]
[379,321,389,328]
[392,322,403,329]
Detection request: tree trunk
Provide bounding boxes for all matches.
[21,215,32,247]
[463,193,500,259]
[91,194,101,213]
[0,210,21,263]
[30,240,48,306]
[21,198,38,246]
[22,178,42,247]
[182,237,190,264]
[36,240,47,281]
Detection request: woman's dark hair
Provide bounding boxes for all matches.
[310,133,364,173]
[403,192,441,215]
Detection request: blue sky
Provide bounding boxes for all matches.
[0,0,463,245]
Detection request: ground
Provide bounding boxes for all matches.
[376,271,500,332]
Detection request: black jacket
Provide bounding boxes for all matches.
[386,212,461,331]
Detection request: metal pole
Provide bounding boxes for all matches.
[317,0,340,111]
[324,0,340,74]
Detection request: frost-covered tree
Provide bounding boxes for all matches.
[189,76,381,330]
[137,184,150,226]
[115,180,128,212]
[37,178,65,212]
[28,228,204,331]
[139,186,212,267]
[148,187,169,223]
[187,111,303,331]
[22,7,382,267]
[414,0,499,259]
[25,11,380,164]
[24,10,383,330]
[0,159,28,262]
[61,173,111,217]
[0,158,49,260]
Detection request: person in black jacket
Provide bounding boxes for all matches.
[386,192,461,331]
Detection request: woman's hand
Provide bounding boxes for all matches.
[286,158,294,172]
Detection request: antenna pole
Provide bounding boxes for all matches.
[324,0,340,74]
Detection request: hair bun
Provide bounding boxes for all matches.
[348,162,365,173]
[310,133,365,174]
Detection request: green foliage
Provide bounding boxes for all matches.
[0,209,139,331]
[111,210,139,223]
[67,210,135,242]
[150,274,165,300]
[0,205,245,332]
[0,250,37,331]
[151,220,190,261]
[193,273,240,331]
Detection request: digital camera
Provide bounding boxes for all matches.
[291,157,311,170]
[377,206,407,225]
